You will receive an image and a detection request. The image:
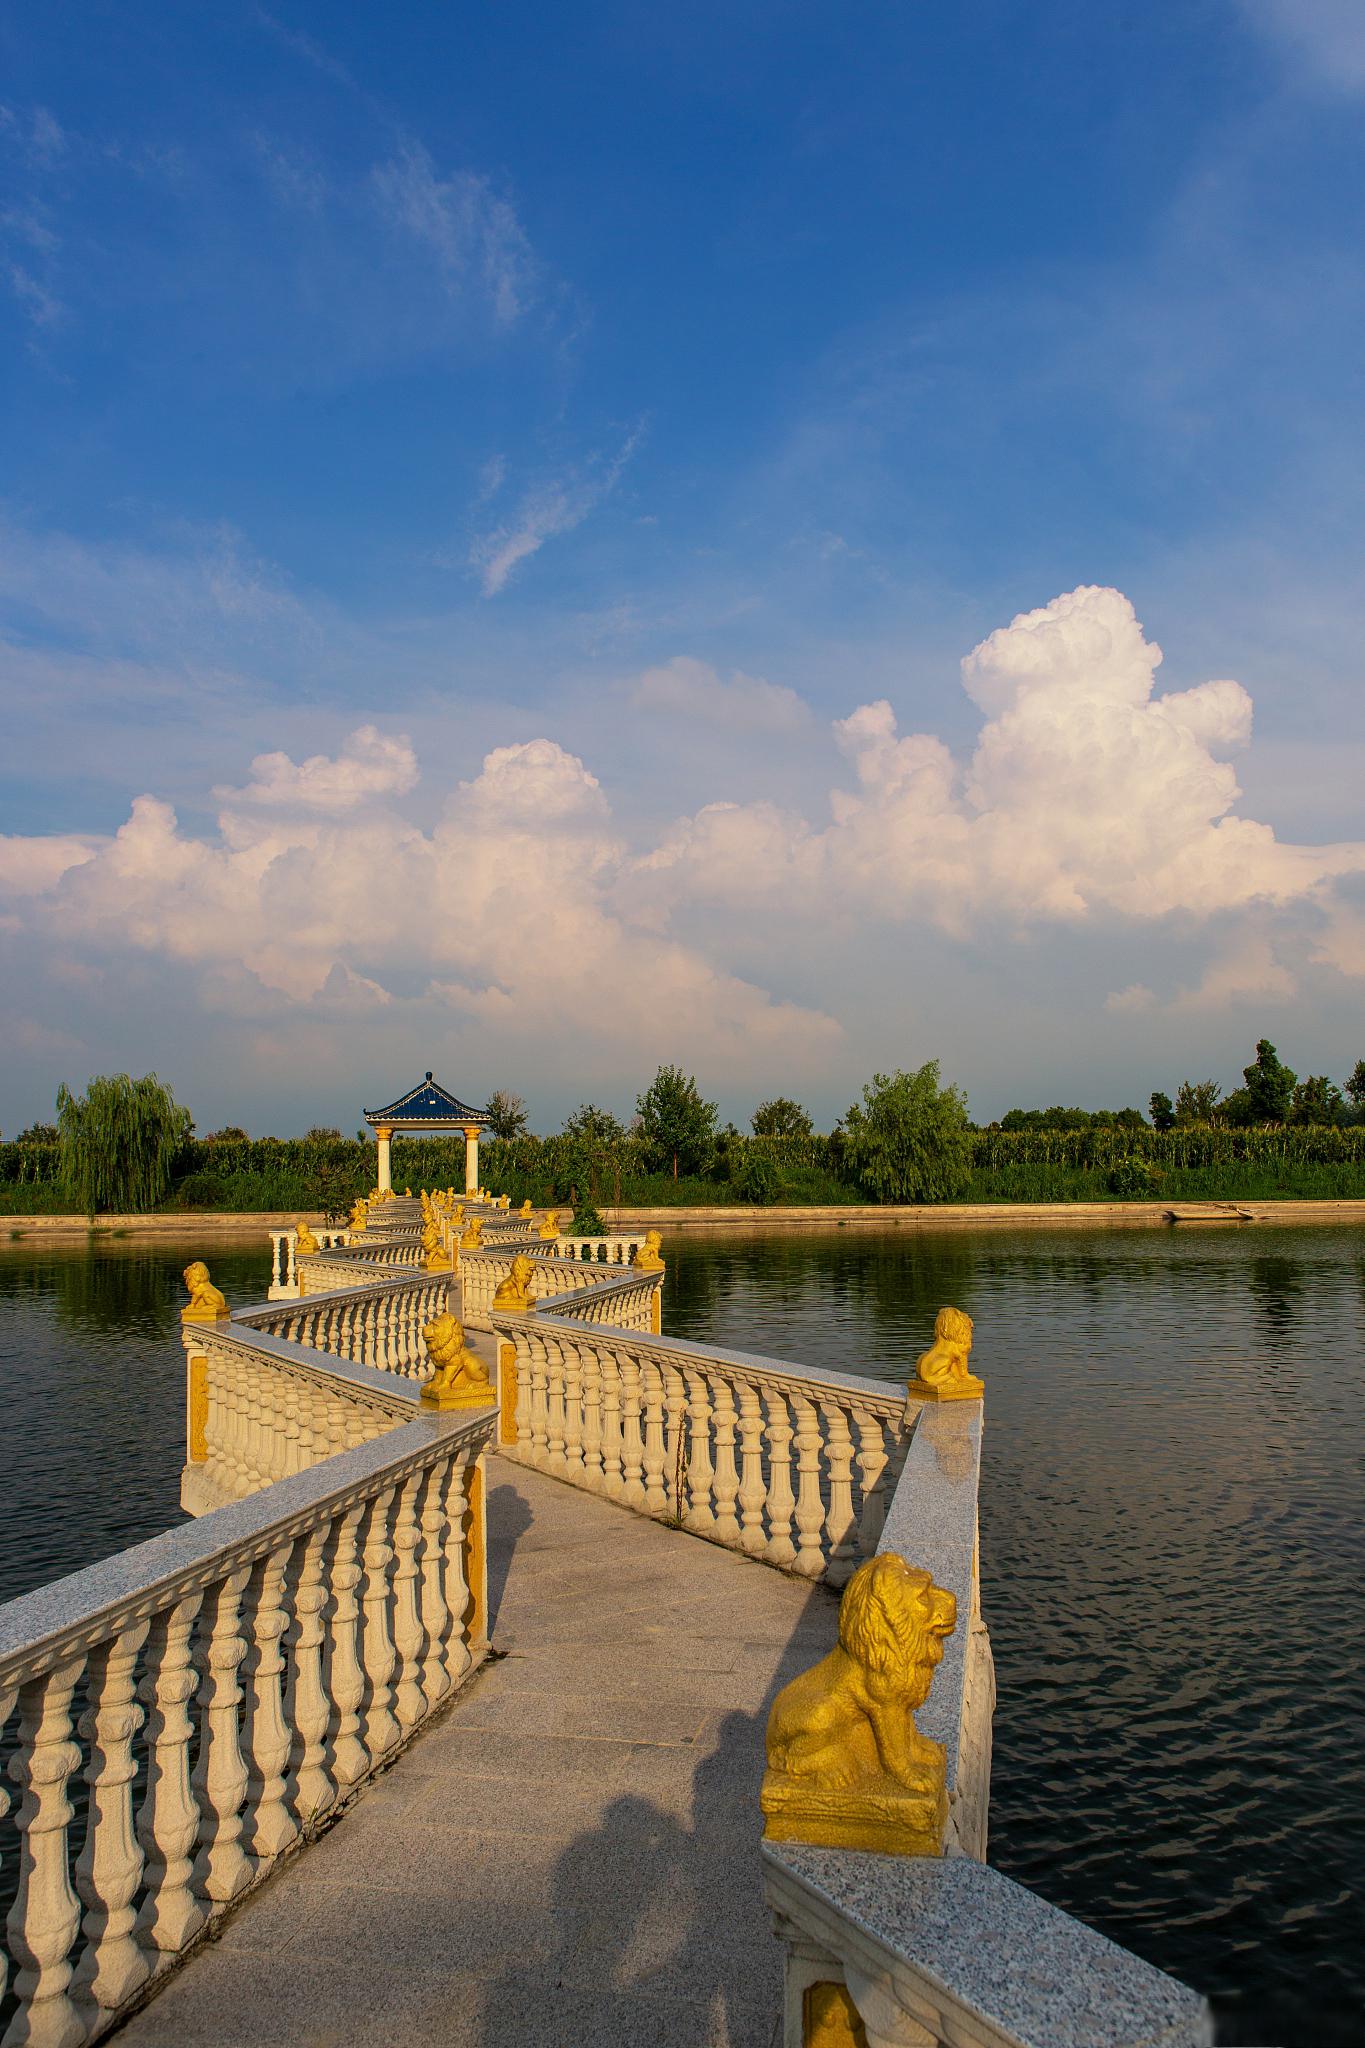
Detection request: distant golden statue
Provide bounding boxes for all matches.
[909,1306,983,1402]
[538,1209,561,1241]
[520,1198,533,1217]
[492,1254,534,1314]
[460,1217,484,1249]
[762,1552,956,1855]
[420,1312,492,1409]
[181,1260,229,1324]
[631,1229,664,1273]
[421,1219,452,1272]
[349,1198,368,1233]
[293,1220,320,1258]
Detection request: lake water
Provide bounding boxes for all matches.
[1,1222,1361,2045]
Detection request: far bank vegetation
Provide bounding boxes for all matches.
[4,1039,1364,1215]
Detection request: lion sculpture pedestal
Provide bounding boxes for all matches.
[761,1552,957,1858]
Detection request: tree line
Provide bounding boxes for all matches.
[6,1042,1365,1216]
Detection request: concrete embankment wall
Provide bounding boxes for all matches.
[6,1198,1365,1236]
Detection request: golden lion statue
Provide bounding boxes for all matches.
[349,1198,368,1233]
[520,1198,533,1216]
[761,1552,956,1855]
[538,1209,561,1240]
[909,1305,983,1402]
[421,1219,452,1272]
[293,1220,320,1257]
[181,1260,229,1323]
[420,1312,492,1409]
[460,1217,483,1249]
[492,1254,534,1314]
[631,1229,664,1273]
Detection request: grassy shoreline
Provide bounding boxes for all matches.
[5,1196,1365,1236]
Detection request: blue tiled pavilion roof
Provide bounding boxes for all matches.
[364,1073,490,1127]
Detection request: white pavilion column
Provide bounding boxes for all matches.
[462,1124,480,1197]
[376,1125,394,1193]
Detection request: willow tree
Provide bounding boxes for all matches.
[841,1062,972,1204]
[56,1073,188,1216]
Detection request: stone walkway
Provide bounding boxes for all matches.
[115,1459,838,2048]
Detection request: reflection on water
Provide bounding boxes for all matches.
[667,1223,1365,2048]
[0,1235,270,1605]
[0,1223,1360,2044]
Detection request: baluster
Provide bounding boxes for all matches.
[417,1465,452,1710]
[573,1343,601,1490]
[682,1368,716,1534]
[581,1341,607,1492]
[390,1471,427,1731]
[544,1337,567,1473]
[619,1351,646,1507]
[562,1341,585,1479]
[191,1568,252,1904]
[241,1544,297,1864]
[360,1488,400,1761]
[736,1382,768,1555]
[326,1506,369,1791]
[822,1400,859,1587]
[512,1337,532,1454]
[439,1459,473,1690]
[280,1371,303,1475]
[855,1413,893,1558]
[662,1365,688,1520]
[527,1333,550,1465]
[709,1372,741,1544]
[135,1595,206,1956]
[790,1393,827,1578]
[763,1387,797,1566]
[640,1362,667,1513]
[286,1526,334,1826]
[72,1621,151,2014]
[4,1657,85,2048]
[601,1351,630,1499]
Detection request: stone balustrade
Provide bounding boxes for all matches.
[295,1243,422,1294]
[492,1311,906,1586]
[0,1405,492,2047]
[233,1275,450,1381]
[180,1320,416,1515]
[456,1243,643,1329]
[265,1230,350,1300]
[542,1234,648,1264]
[531,1268,661,1331]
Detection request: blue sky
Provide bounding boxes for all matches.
[2,0,1363,1134]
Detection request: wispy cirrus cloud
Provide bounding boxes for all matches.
[370,141,537,327]
[1240,0,1365,92]
[468,423,647,596]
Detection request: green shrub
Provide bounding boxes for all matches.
[733,1151,781,1205]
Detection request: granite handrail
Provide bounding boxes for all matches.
[762,1847,1212,2048]
[0,1405,493,2047]
[491,1309,908,1585]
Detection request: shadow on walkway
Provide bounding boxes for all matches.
[474,1622,820,2047]
[485,1481,534,1630]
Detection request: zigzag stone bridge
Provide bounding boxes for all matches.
[0,1190,1212,2047]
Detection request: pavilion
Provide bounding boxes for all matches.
[362,1071,491,1195]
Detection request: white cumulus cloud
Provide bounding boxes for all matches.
[630,657,809,734]
[215,726,418,812]
[634,585,1365,937]
[0,728,839,1069]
